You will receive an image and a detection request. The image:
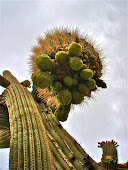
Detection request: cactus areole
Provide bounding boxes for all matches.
[31,28,107,121]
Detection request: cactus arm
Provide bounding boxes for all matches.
[47,112,101,170]
[0,75,11,88]
[52,153,64,170]
[36,102,85,169]
[3,70,20,84]
[3,83,53,169]
[48,133,76,169]
[38,102,101,170]
[20,84,53,169]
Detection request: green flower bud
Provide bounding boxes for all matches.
[63,76,73,87]
[51,81,62,93]
[85,79,96,90]
[54,104,71,122]
[32,71,42,87]
[32,71,53,89]
[36,54,54,72]
[71,91,84,104]
[78,84,89,95]
[72,78,78,86]
[55,51,68,64]
[57,89,72,105]
[68,42,82,57]
[69,57,83,71]
[80,69,93,80]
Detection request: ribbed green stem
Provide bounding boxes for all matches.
[52,153,64,169]
[48,133,75,169]
[38,102,101,170]
[39,107,85,169]
[3,83,53,169]
[45,108,98,168]
[3,70,20,84]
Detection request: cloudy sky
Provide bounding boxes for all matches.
[0,0,128,169]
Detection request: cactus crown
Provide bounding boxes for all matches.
[29,27,107,121]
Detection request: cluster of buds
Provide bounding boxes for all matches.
[31,28,107,121]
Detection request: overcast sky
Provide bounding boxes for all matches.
[0,0,128,169]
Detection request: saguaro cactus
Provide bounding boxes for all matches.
[0,27,107,169]
[98,139,119,170]
[0,70,101,169]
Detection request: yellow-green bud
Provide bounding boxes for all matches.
[55,51,68,64]
[54,104,71,122]
[36,54,54,72]
[57,89,72,105]
[51,81,62,93]
[85,79,96,90]
[78,84,89,95]
[68,42,82,57]
[69,57,83,71]
[63,76,73,87]
[71,91,84,104]
[80,69,93,80]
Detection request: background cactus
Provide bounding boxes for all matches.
[98,139,119,169]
